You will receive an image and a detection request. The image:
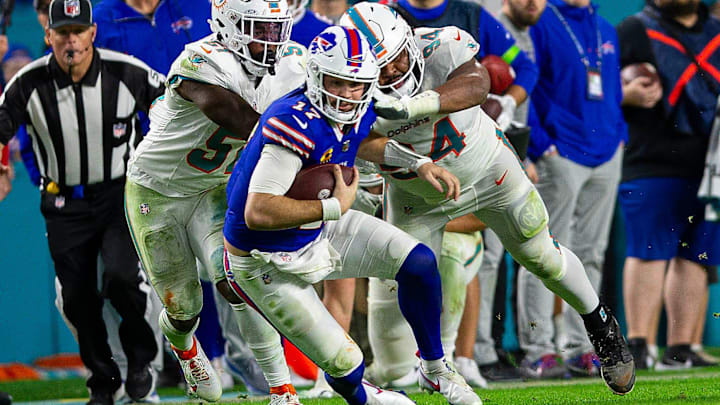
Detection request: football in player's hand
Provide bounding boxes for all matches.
[621,62,660,85]
[481,55,515,94]
[286,164,355,200]
[481,97,503,120]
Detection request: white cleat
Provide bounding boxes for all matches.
[363,382,415,405]
[419,360,482,405]
[172,337,223,402]
[454,357,488,389]
[270,392,303,405]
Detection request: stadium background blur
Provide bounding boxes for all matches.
[0,0,717,367]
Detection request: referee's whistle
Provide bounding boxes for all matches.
[46,181,60,195]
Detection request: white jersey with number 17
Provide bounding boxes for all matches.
[128,34,307,197]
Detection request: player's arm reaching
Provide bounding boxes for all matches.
[244,144,360,231]
[175,80,260,140]
[358,131,461,200]
[374,31,491,121]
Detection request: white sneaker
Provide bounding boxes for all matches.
[172,337,223,402]
[211,358,235,390]
[304,375,335,398]
[419,360,482,405]
[454,357,488,389]
[363,381,415,405]
[269,392,303,405]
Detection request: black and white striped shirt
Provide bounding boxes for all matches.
[0,47,165,187]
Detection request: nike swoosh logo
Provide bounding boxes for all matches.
[200,45,212,54]
[292,115,308,129]
[495,170,509,186]
[455,31,461,41]
[422,374,441,391]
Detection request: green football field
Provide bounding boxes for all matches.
[2,356,720,405]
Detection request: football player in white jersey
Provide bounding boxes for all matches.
[341,2,636,396]
[124,0,305,402]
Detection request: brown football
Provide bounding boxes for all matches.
[285,164,355,200]
[481,54,514,95]
[481,98,503,120]
[621,62,660,85]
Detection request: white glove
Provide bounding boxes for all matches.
[374,90,441,121]
[487,94,517,131]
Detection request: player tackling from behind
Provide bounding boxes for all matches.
[124,0,305,402]
[223,25,483,405]
[340,2,635,396]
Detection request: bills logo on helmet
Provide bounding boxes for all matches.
[309,32,337,54]
[64,0,80,17]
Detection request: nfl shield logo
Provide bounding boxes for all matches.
[342,140,350,152]
[55,196,66,209]
[113,123,127,139]
[64,0,80,17]
[262,274,272,285]
[139,203,150,215]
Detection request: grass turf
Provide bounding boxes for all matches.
[2,350,720,404]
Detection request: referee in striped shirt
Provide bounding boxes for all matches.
[0,0,164,403]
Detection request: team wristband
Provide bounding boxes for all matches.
[321,197,342,221]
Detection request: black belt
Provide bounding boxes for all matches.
[41,177,125,199]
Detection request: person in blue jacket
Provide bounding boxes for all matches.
[386,0,539,130]
[518,0,627,379]
[288,0,332,47]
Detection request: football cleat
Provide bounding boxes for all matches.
[172,337,222,402]
[270,392,303,405]
[565,352,600,377]
[418,360,482,405]
[587,316,635,395]
[454,357,489,388]
[363,382,415,405]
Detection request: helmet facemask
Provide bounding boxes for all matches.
[210,0,292,77]
[377,24,424,98]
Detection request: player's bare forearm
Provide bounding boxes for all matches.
[506,84,527,106]
[437,59,490,113]
[357,132,389,164]
[176,80,260,140]
[245,192,324,230]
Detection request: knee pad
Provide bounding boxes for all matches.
[506,188,549,241]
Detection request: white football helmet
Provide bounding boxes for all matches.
[209,0,293,77]
[306,26,379,124]
[339,2,424,98]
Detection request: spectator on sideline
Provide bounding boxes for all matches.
[473,0,545,382]
[0,0,164,402]
[518,0,626,378]
[617,0,720,370]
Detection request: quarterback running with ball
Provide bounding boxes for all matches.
[340,2,635,396]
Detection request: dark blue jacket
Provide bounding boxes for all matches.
[291,10,332,48]
[93,0,211,75]
[528,0,626,166]
[395,0,538,95]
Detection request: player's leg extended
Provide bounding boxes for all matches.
[189,184,296,400]
[366,186,446,383]
[125,181,221,401]
[475,146,634,394]
[325,210,481,405]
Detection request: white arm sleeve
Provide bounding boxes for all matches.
[248,144,303,195]
[384,139,433,171]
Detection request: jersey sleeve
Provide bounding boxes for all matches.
[416,26,480,86]
[168,41,235,91]
[260,112,317,160]
[257,42,308,112]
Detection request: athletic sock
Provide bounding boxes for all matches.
[159,309,196,351]
[394,244,444,361]
[325,363,367,405]
[580,303,612,332]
